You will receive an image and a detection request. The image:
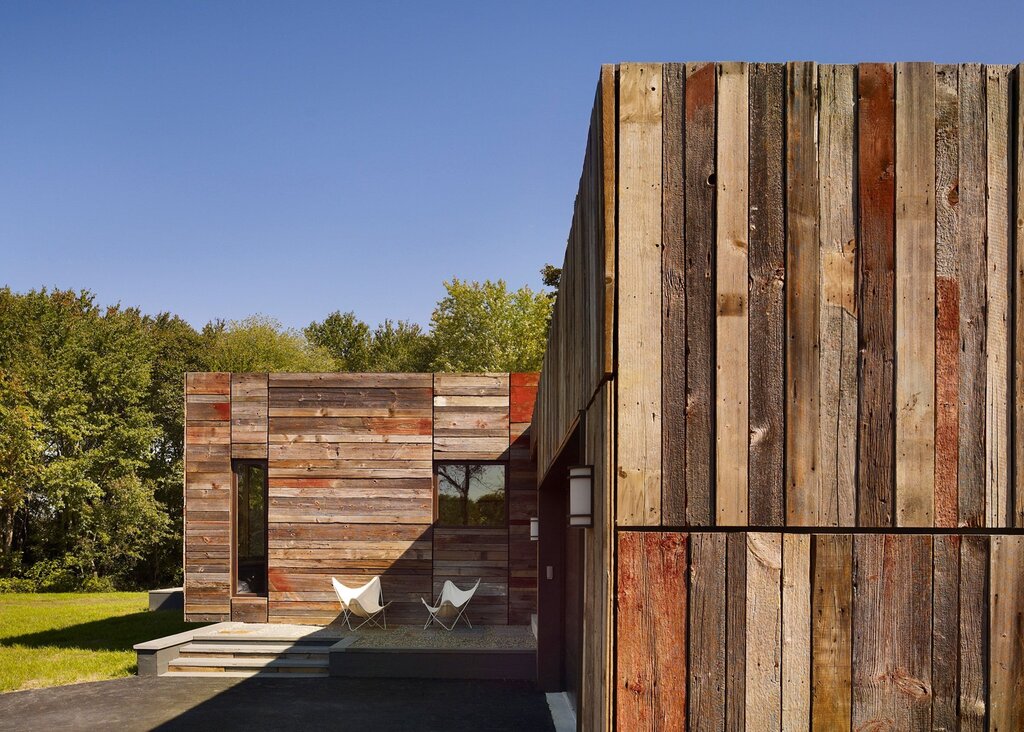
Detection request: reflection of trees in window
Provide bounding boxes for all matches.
[235,461,266,594]
[436,463,506,527]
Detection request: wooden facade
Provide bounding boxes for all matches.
[533,62,1024,729]
[183,372,538,626]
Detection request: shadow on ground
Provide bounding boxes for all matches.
[0,675,555,732]
[1,611,205,654]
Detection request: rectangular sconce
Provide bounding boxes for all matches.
[530,516,539,541]
[568,465,593,527]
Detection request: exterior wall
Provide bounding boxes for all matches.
[183,372,537,626]
[533,62,1024,729]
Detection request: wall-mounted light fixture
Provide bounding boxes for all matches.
[568,465,593,527]
[530,516,539,541]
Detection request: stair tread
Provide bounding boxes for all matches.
[180,642,330,655]
[163,670,327,679]
[169,656,328,669]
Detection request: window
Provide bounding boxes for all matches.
[234,460,267,595]
[435,463,506,527]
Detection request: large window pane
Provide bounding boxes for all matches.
[436,463,506,527]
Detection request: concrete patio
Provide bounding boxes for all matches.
[0,675,556,732]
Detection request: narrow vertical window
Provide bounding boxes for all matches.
[234,460,267,595]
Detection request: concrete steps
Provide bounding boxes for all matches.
[163,639,331,677]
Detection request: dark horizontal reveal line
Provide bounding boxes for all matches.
[614,525,1024,537]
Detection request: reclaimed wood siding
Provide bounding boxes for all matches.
[616,530,1024,728]
[533,67,614,487]
[184,372,232,621]
[184,371,536,626]
[548,62,1022,530]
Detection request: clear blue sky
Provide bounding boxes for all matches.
[2,1,1020,330]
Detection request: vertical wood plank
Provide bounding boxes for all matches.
[726,532,746,732]
[934,65,960,528]
[894,62,937,527]
[957,64,988,528]
[959,535,988,731]
[684,62,716,527]
[817,64,858,527]
[715,62,750,526]
[616,63,663,526]
[857,64,897,527]
[747,62,786,527]
[745,532,781,732]
[662,63,687,525]
[689,532,727,731]
[616,532,689,731]
[811,534,853,729]
[990,535,1024,730]
[852,534,933,730]
[785,61,821,526]
[602,65,617,380]
[781,534,810,729]
[1017,64,1024,528]
[931,534,960,730]
[986,65,1011,528]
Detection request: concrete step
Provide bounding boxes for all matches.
[178,642,330,659]
[163,670,328,679]
[167,656,328,673]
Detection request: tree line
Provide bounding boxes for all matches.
[0,276,553,591]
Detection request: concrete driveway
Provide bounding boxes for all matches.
[0,676,556,732]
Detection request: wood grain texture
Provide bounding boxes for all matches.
[745,532,781,732]
[616,63,664,526]
[602,64,617,380]
[715,62,750,527]
[747,62,785,527]
[817,64,857,527]
[1017,64,1024,528]
[856,64,897,527]
[785,61,821,526]
[959,535,988,730]
[957,64,988,528]
[781,533,810,729]
[934,65,960,529]
[616,532,688,731]
[688,532,726,731]
[662,63,687,526]
[986,65,1011,528]
[726,532,746,732]
[990,535,1024,730]
[894,62,936,527]
[684,62,716,527]
[931,534,960,730]
[852,534,933,730]
[811,533,852,729]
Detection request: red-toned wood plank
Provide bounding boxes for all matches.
[616,531,688,730]
[856,63,896,527]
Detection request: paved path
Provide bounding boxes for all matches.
[0,676,555,732]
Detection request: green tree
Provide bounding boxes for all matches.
[0,375,44,570]
[367,320,434,372]
[540,264,561,292]
[206,315,336,372]
[429,278,552,372]
[304,311,371,371]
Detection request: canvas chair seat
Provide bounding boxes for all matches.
[332,576,390,630]
[422,578,481,631]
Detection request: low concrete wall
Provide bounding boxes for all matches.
[134,622,227,676]
[148,587,183,612]
[329,644,535,681]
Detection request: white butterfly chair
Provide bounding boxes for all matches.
[422,578,481,631]
[332,576,390,630]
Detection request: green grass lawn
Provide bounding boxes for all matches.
[0,592,206,692]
